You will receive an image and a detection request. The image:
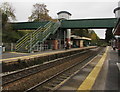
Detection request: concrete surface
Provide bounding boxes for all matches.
[57,47,119,91]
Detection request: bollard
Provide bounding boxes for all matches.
[2,47,5,52]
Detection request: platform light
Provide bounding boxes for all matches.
[114,1,120,18]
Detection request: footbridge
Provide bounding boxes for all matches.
[12,18,117,30]
[11,18,117,52]
[61,18,117,29]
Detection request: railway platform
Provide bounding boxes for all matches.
[1,46,95,63]
[57,46,120,91]
[92,46,120,91]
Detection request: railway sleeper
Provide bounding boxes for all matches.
[51,82,61,85]
[51,80,61,84]
[59,76,68,79]
[43,86,53,90]
[56,78,65,81]
[46,83,57,87]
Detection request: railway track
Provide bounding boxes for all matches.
[2,48,95,86]
[24,47,105,92]
[2,47,105,91]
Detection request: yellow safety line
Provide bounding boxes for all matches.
[9,52,27,54]
[77,46,109,91]
[0,46,95,63]
[0,51,64,62]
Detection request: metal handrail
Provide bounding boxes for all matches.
[27,24,52,51]
[17,33,29,43]
[25,23,52,49]
[16,35,30,48]
[25,22,53,52]
[16,21,60,52]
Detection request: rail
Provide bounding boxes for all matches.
[24,47,104,91]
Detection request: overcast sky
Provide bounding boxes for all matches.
[1,0,120,39]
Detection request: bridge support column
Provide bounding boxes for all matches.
[66,29,71,49]
[53,40,58,50]
[79,40,83,48]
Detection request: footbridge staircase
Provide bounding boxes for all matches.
[15,21,60,52]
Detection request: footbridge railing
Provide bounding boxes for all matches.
[15,21,60,52]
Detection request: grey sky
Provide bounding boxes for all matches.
[1,0,120,39]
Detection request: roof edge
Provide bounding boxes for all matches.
[57,11,72,16]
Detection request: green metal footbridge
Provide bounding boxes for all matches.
[13,18,116,30]
[12,18,117,52]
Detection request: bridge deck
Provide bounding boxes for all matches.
[61,18,117,29]
[11,18,117,30]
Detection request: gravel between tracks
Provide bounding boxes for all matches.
[3,47,101,91]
